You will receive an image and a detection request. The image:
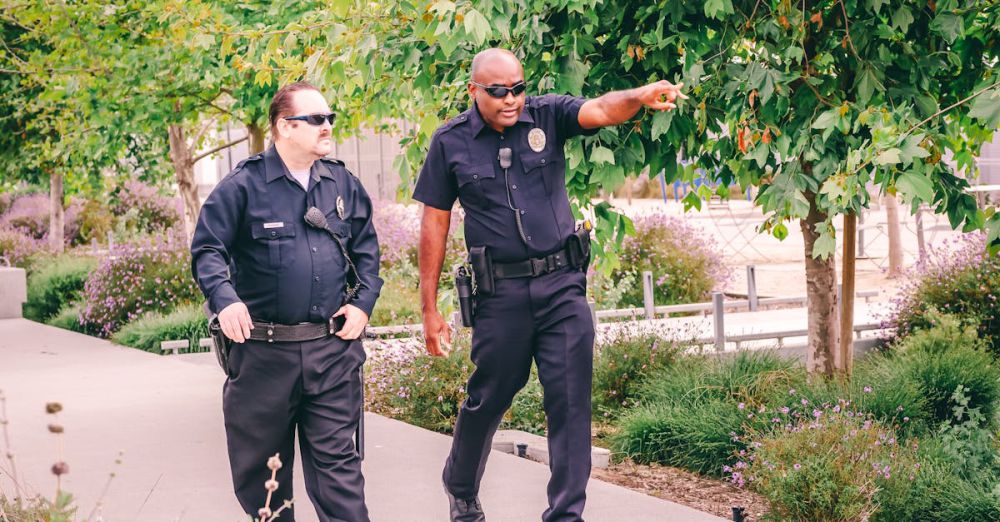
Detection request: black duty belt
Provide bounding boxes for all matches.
[248,317,341,343]
[493,246,576,280]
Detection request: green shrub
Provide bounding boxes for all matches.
[369,262,422,327]
[613,397,763,475]
[502,366,546,435]
[895,314,1000,426]
[111,304,209,354]
[24,255,96,322]
[592,330,682,419]
[612,212,730,307]
[45,304,86,333]
[640,350,806,408]
[742,410,921,522]
[388,346,475,434]
[890,233,1000,357]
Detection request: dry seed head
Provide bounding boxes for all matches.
[258,507,272,518]
[45,402,63,414]
[267,454,283,471]
[265,479,279,492]
[48,424,64,434]
[51,461,69,476]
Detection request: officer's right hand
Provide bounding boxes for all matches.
[422,309,451,357]
[219,302,253,343]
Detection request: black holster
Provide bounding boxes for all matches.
[454,265,475,327]
[204,302,232,373]
[566,223,592,272]
[468,246,495,296]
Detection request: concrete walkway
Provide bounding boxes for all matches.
[0,319,725,521]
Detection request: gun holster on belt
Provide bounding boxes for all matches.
[204,302,232,372]
[468,246,495,296]
[566,222,593,272]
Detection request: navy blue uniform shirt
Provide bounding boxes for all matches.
[191,145,383,324]
[413,94,597,263]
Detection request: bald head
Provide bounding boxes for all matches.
[470,49,521,82]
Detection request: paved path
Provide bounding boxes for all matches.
[0,319,726,521]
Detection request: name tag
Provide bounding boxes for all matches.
[263,222,284,229]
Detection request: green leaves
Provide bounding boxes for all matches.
[591,145,616,165]
[969,89,1000,128]
[704,0,734,20]
[874,148,901,166]
[462,8,491,45]
[650,109,674,141]
[895,171,935,204]
[930,13,964,44]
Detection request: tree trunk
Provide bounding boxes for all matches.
[884,194,904,278]
[840,213,857,377]
[168,123,200,238]
[48,169,64,253]
[800,189,840,377]
[248,123,266,154]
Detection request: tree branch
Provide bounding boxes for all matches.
[192,135,248,163]
[838,0,861,59]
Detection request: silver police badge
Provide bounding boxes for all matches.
[528,128,546,152]
[336,196,346,220]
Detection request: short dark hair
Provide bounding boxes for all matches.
[269,81,321,133]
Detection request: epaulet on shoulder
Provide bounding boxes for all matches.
[221,153,262,181]
[320,157,346,167]
[439,112,471,134]
[235,153,263,169]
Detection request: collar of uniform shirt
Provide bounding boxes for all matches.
[262,145,336,184]
[469,100,535,137]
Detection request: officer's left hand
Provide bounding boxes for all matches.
[639,80,688,111]
[333,304,369,340]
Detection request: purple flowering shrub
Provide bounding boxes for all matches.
[611,212,730,308]
[0,225,49,268]
[80,233,201,337]
[592,328,683,419]
[0,194,87,245]
[735,408,921,521]
[888,232,1000,357]
[113,180,184,234]
[371,199,465,270]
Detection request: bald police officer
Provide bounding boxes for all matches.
[414,49,685,522]
[191,82,382,522]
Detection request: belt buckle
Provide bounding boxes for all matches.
[530,258,546,277]
[328,316,337,335]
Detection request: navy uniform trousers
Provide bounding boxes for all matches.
[444,265,595,522]
[223,334,368,522]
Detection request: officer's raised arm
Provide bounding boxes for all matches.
[191,177,253,342]
[577,80,688,129]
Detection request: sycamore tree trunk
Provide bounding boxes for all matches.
[800,189,840,377]
[248,123,266,154]
[884,193,904,278]
[168,123,200,239]
[48,169,64,253]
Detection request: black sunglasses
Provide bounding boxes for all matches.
[472,81,527,99]
[284,113,336,126]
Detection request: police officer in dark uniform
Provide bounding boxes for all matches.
[191,82,382,522]
[414,49,685,522]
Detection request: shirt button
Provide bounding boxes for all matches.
[520,210,526,215]
[312,305,318,311]
[314,276,320,282]
[312,247,318,253]
[500,136,505,140]
[473,174,478,179]
[270,231,277,237]
[540,159,546,164]
[512,184,517,190]
[527,236,532,241]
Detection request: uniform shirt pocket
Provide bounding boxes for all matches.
[454,162,496,208]
[519,151,564,197]
[250,221,297,268]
